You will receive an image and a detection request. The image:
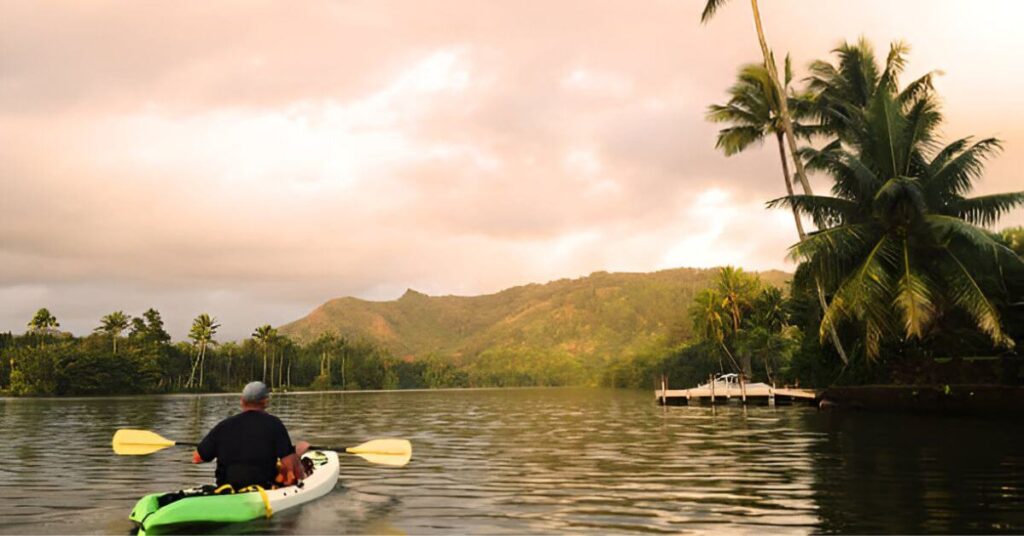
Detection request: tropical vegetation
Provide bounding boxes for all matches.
[702,18,1023,379]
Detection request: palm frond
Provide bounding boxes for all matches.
[928,137,1002,198]
[878,40,910,93]
[767,194,860,228]
[927,137,970,172]
[942,247,1013,348]
[897,71,940,107]
[788,224,876,288]
[819,235,900,360]
[927,214,1024,274]
[836,38,879,107]
[948,192,1024,227]
[894,237,936,338]
[798,143,881,203]
[784,53,793,88]
[713,126,766,156]
[864,89,908,178]
[701,0,730,23]
[902,93,943,165]
[706,102,764,126]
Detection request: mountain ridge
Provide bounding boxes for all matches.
[279,267,791,367]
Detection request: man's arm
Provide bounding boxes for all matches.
[193,425,218,464]
[273,420,307,483]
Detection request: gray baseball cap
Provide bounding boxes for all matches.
[241,381,270,402]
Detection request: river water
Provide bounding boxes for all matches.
[1,388,1022,534]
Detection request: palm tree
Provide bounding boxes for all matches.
[252,325,276,384]
[716,267,761,377]
[746,285,790,381]
[28,308,59,332]
[701,0,850,363]
[96,311,130,354]
[27,308,59,347]
[753,286,787,332]
[690,288,739,373]
[186,314,219,388]
[772,74,1024,358]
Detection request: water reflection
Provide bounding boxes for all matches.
[0,388,1021,534]
[808,411,1024,533]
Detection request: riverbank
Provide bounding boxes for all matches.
[820,384,1024,415]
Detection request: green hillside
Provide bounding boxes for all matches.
[279,268,790,381]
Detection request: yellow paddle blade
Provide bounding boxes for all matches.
[351,450,412,467]
[112,429,177,455]
[346,438,412,457]
[345,439,412,466]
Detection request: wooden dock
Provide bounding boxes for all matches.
[656,374,819,406]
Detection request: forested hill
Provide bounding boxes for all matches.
[279,268,790,367]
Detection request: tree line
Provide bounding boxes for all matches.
[0,308,472,396]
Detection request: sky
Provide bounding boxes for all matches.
[2,0,1023,340]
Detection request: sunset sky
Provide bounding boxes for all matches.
[2,0,1022,339]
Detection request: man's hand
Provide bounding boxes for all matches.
[277,451,307,486]
[192,450,205,464]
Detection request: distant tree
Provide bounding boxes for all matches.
[96,311,130,354]
[252,325,276,385]
[309,333,337,385]
[690,288,737,373]
[716,267,761,377]
[141,308,172,345]
[1001,226,1024,256]
[753,286,787,332]
[128,316,147,340]
[219,341,240,388]
[186,314,219,389]
[27,308,60,346]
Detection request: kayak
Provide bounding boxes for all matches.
[129,450,339,535]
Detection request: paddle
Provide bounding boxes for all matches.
[112,429,412,467]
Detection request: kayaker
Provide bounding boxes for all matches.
[191,381,310,489]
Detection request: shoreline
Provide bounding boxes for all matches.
[819,384,1024,415]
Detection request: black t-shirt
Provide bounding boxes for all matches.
[197,410,295,488]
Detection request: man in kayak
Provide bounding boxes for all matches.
[192,381,310,489]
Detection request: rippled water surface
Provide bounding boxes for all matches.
[2,388,1023,534]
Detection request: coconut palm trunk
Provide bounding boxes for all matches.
[198,341,206,388]
[186,345,199,388]
[750,0,848,364]
[775,131,805,237]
